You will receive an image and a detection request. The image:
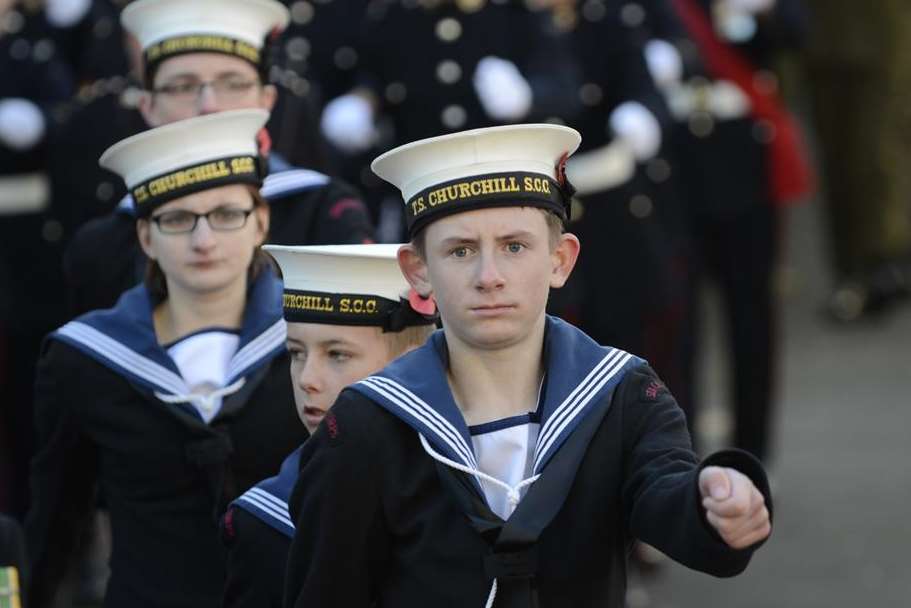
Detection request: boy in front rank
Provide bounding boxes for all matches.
[284,124,773,608]
[222,244,436,608]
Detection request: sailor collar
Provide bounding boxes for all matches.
[51,268,286,407]
[353,315,641,491]
[232,446,302,537]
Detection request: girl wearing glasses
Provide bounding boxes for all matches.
[25,109,307,607]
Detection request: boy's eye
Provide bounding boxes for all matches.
[329,350,353,362]
[451,246,470,258]
[288,347,305,362]
[506,242,524,253]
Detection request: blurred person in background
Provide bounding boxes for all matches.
[550,0,697,429]
[63,0,374,318]
[802,0,911,322]
[1,0,81,522]
[548,0,704,579]
[660,0,814,465]
[268,0,369,172]
[317,0,582,240]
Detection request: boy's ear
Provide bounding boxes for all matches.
[397,244,433,298]
[549,232,580,289]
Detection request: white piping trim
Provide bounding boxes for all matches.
[237,488,295,529]
[261,170,329,197]
[535,349,623,458]
[360,376,478,470]
[534,350,632,472]
[228,319,286,378]
[58,322,188,394]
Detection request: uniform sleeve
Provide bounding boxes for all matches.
[222,507,288,608]
[619,364,772,577]
[24,342,100,608]
[310,180,375,245]
[283,391,388,608]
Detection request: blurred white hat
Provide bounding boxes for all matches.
[122,0,289,73]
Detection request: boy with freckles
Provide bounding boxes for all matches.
[284,124,773,608]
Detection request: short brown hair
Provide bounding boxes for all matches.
[412,207,564,259]
[143,186,272,304]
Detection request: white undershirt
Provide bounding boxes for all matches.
[470,418,540,520]
[166,330,240,423]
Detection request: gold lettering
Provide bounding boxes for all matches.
[507,176,520,192]
[148,36,260,63]
[284,294,336,313]
[480,179,494,195]
[233,41,260,63]
[411,196,426,215]
[231,157,255,174]
[458,183,472,200]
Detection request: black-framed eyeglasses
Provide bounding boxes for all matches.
[151,207,255,234]
[152,76,259,103]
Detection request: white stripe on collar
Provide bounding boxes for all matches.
[533,348,632,473]
[359,375,479,470]
[261,169,329,199]
[57,318,286,400]
[235,487,295,530]
[57,321,189,395]
[227,318,286,380]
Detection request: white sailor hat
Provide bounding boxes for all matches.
[99,109,269,217]
[264,244,438,331]
[121,0,290,77]
[371,123,582,237]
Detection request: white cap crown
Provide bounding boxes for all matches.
[99,109,269,215]
[371,124,581,236]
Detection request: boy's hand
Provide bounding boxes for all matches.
[699,466,771,549]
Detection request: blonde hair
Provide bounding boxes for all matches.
[382,324,435,358]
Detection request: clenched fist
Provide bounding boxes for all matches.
[699,466,771,549]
